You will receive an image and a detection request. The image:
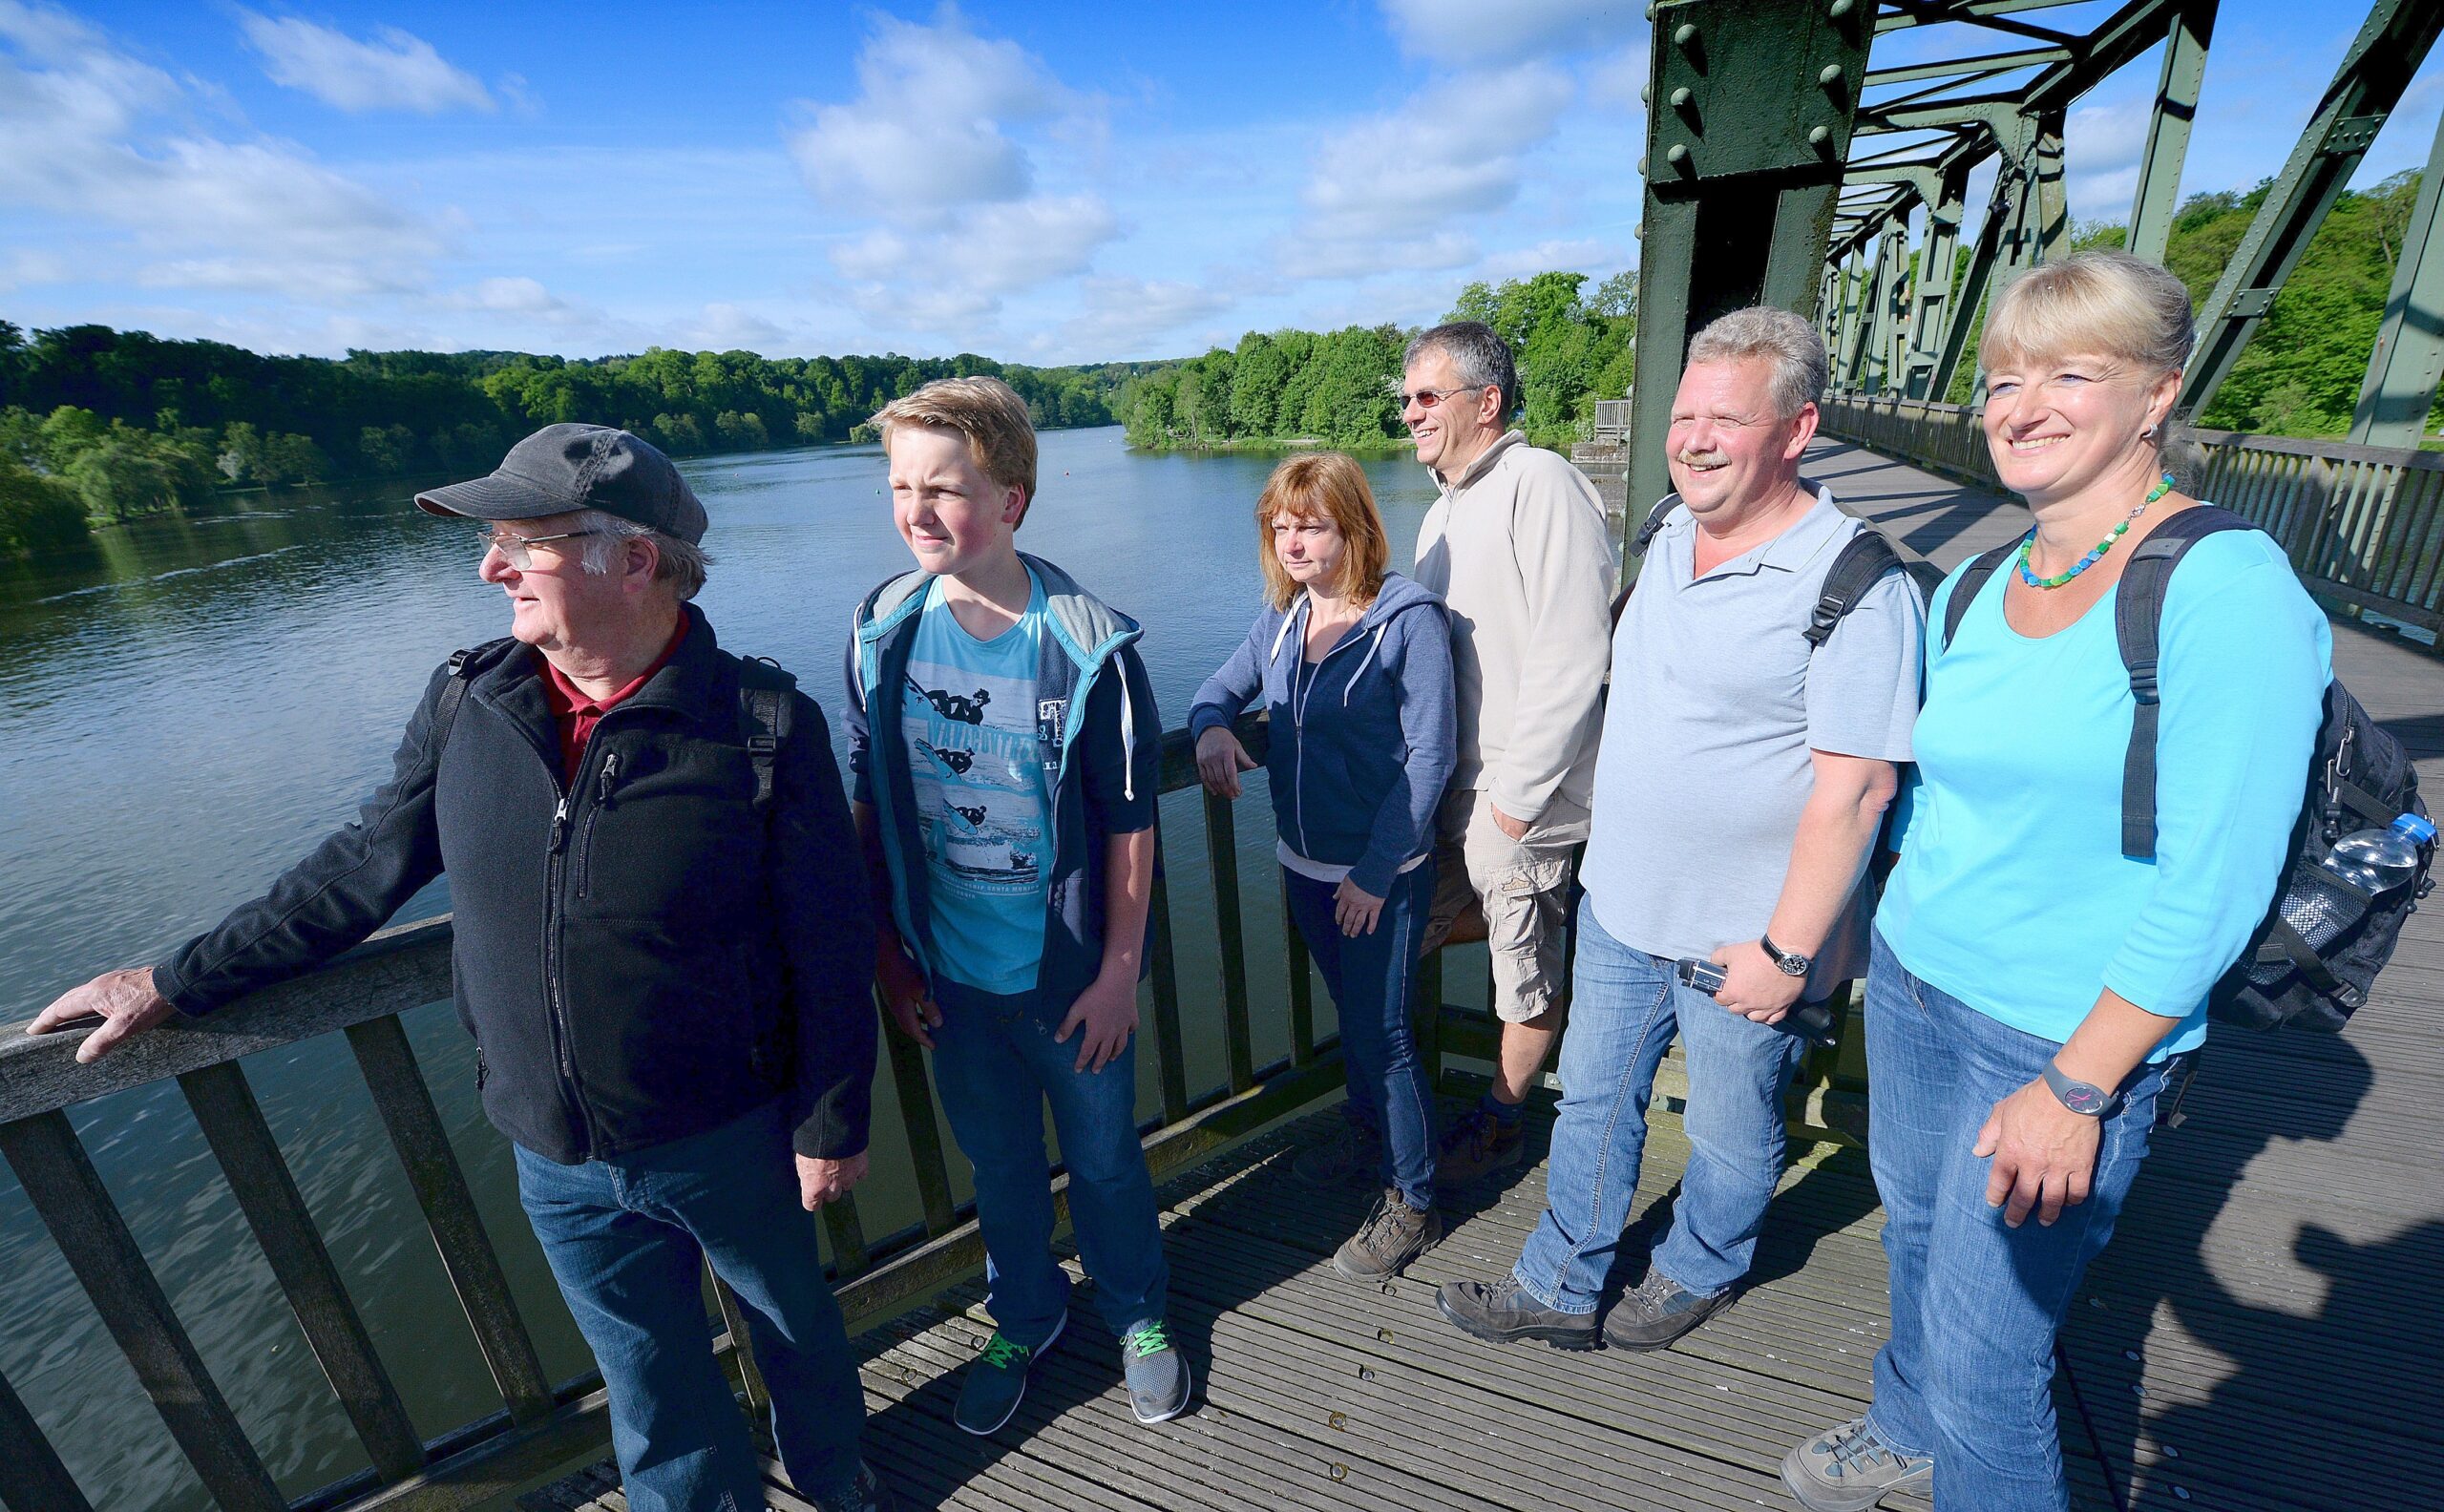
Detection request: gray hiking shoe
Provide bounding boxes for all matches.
[1332,1189,1442,1281]
[953,1313,1064,1436]
[1434,1276,1598,1350]
[1121,1320,1191,1424]
[1601,1268,1738,1352]
[1292,1118,1383,1186]
[1432,1107,1527,1188]
[1781,1416,1933,1511]
[810,1460,897,1512]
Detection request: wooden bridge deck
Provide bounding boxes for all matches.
[528,441,2444,1512]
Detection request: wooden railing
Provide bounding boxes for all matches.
[1820,391,2444,633]
[0,711,1362,1512]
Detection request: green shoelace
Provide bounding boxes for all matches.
[978,1334,1034,1370]
[1125,1322,1173,1358]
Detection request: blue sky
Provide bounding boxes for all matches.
[1,0,2437,365]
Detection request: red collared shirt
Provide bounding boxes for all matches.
[537,618,688,783]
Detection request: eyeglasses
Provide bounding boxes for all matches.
[1398,384,1494,411]
[479,527,608,568]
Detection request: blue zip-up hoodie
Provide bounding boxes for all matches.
[846,553,1162,1013]
[1187,572,1456,897]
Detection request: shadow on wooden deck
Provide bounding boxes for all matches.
[528,442,2443,1512]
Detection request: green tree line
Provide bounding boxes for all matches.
[0,321,1147,556]
[1121,270,1636,453]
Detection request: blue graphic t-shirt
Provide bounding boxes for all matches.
[901,571,1056,995]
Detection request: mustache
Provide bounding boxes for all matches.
[1675,452,1730,467]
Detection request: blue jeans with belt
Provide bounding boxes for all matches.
[1865,929,2169,1512]
[1513,900,1807,1312]
[927,976,1169,1347]
[514,1101,865,1512]
[1282,862,1439,1209]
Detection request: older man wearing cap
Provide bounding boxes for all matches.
[30,425,895,1512]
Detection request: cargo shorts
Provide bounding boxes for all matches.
[1421,788,1589,1023]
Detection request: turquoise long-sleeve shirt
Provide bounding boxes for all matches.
[1879,525,2330,1057]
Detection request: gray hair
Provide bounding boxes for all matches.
[1404,322,1518,418]
[1685,306,1827,421]
[576,509,710,600]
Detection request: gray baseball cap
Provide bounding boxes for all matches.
[415,424,708,544]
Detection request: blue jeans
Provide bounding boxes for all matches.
[514,1102,864,1512]
[928,976,1169,1345]
[1283,863,1439,1209]
[1514,901,1806,1312]
[1865,930,2167,1512]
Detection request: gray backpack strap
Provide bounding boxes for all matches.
[736,657,796,811]
[1940,541,2018,651]
[2113,506,2255,859]
[1804,529,1904,649]
[430,644,493,759]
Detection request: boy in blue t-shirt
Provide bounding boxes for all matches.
[844,376,1182,1436]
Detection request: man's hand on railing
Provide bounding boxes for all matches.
[876,945,939,1049]
[795,1151,869,1210]
[1194,726,1258,800]
[28,967,176,1064]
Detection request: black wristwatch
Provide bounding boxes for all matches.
[2042,1060,2121,1118]
[1759,933,1812,978]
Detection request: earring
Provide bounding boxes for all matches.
[2141,423,2159,439]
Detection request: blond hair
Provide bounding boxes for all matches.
[871,376,1040,517]
[1981,249,2196,384]
[1254,452,1390,610]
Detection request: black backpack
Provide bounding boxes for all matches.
[1939,505,2429,1032]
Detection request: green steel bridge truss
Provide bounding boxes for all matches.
[1624,0,2444,515]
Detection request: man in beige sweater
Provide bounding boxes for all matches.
[1405,321,1615,1185]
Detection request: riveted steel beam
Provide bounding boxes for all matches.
[2351,107,2444,447]
[2183,0,2444,417]
[1904,161,1973,396]
[2125,0,2217,263]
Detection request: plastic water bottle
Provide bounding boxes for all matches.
[2276,812,2435,954]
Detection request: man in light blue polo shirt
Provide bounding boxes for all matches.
[1438,306,1924,1353]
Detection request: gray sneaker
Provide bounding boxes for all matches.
[1781,1416,1933,1511]
[1434,1277,1598,1350]
[1601,1268,1738,1352]
[1332,1189,1443,1281]
[810,1460,897,1512]
[952,1312,1064,1436]
[1120,1320,1191,1424]
[1292,1118,1383,1186]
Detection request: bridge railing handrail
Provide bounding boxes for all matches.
[1820,391,2444,634]
[0,709,1349,1512]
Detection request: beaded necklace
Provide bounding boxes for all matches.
[2015,472,2177,590]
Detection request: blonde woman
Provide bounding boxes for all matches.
[1190,452,1456,1281]
[1782,250,2331,1511]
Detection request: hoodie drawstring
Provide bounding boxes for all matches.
[1343,623,1388,706]
[1120,664,1136,802]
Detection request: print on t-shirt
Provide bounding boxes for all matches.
[899,571,1057,994]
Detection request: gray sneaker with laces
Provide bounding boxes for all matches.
[1781,1415,1933,1511]
[953,1312,1064,1436]
[1601,1268,1738,1351]
[1121,1320,1191,1423]
[1292,1117,1383,1186]
[1332,1189,1442,1280]
[810,1460,897,1512]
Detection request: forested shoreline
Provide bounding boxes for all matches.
[6,175,2435,559]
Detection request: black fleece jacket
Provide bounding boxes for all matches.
[154,604,876,1164]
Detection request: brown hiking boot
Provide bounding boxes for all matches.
[1332,1189,1442,1280]
[1432,1107,1527,1188]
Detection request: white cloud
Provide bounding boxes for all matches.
[2066,100,2150,220]
[238,11,493,115]
[0,247,71,290]
[1587,44,1648,114]
[0,4,443,297]
[1287,63,1570,275]
[786,7,1074,220]
[1474,237,1618,281]
[1059,274,1230,356]
[1381,0,1625,66]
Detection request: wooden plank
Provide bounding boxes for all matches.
[179,1059,427,1481]
[0,915,453,1123]
[1146,827,1190,1125]
[710,1275,770,1417]
[346,1016,555,1424]
[1203,790,1256,1094]
[0,1109,286,1512]
[0,1357,94,1512]
[820,1192,871,1279]
[878,1000,957,1237]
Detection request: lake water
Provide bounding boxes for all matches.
[0,426,1498,1510]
